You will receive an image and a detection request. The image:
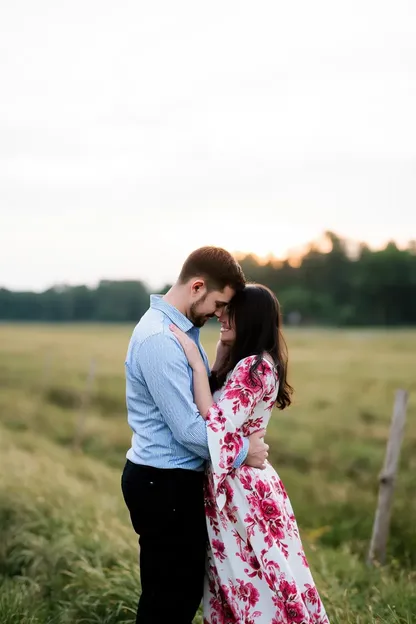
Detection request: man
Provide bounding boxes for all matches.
[121,246,269,624]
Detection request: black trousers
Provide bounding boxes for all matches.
[121,460,208,624]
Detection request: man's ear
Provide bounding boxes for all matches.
[190,279,206,295]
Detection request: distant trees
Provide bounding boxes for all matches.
[0,280,149,323]
[238,232,416,326]
[1,232,415,326]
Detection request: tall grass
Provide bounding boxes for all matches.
[0,324,415,622]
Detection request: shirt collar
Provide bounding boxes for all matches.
[150,295,194,332]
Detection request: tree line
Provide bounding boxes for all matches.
[1,232,415,326]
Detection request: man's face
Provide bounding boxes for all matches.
[188,283,235,328]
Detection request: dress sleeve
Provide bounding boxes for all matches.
[206,356,275,512]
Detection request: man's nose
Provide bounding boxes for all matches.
[216,308,226,320]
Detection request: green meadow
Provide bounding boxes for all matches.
[0,324,415,623]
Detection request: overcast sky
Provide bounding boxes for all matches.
[1,0,415,291]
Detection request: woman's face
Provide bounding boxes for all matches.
[218,308,236,345]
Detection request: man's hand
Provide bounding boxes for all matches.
[245,429,269,469]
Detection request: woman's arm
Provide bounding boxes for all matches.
[203,355,274,511]
[169,324,270,476]
[168,324,215,419]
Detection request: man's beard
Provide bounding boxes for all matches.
[189,297,214,328]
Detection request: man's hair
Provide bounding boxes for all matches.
[178,246,246,292]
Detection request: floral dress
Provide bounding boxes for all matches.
[203,355,329,624]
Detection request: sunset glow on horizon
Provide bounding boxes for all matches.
[1,1,415,292]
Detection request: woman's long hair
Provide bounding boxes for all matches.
[210,284,293,410]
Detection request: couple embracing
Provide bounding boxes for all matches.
[121,246,329,624]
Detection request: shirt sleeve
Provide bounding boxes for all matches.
[206,356,274,511]
[136,332,249,464]
[234,437,249,467]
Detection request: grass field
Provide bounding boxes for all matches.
[0,323,415,623]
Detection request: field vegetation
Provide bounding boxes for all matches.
[0,324,415,623]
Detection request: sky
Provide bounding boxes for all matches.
[1,0,415,291]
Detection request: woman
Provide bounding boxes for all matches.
[170,284,329,624]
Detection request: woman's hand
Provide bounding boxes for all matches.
[169,324,205,372]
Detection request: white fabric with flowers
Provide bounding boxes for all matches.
[202,355,329,623]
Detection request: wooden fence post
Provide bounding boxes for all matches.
[367,389,409,565]
[72,358,96,452]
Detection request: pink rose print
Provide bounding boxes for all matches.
[202,356,330,624]
[218,431,243,470]
[260,496,280,521]
[244,554,262,579]
[207,407,227,433]
[278,578,298,602]
[303,584,319,606]
[285,600,308,623]
[298,550,310,568]
[212,539,227,563]
[235,579,260,607]
[242,416,264,437]
[239,467,254,491]
[223,479,234,505]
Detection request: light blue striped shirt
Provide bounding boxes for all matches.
[125,295,249,471]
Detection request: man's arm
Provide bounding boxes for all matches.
[136,332,248,464]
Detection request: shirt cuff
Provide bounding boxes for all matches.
[233,437,249,468]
